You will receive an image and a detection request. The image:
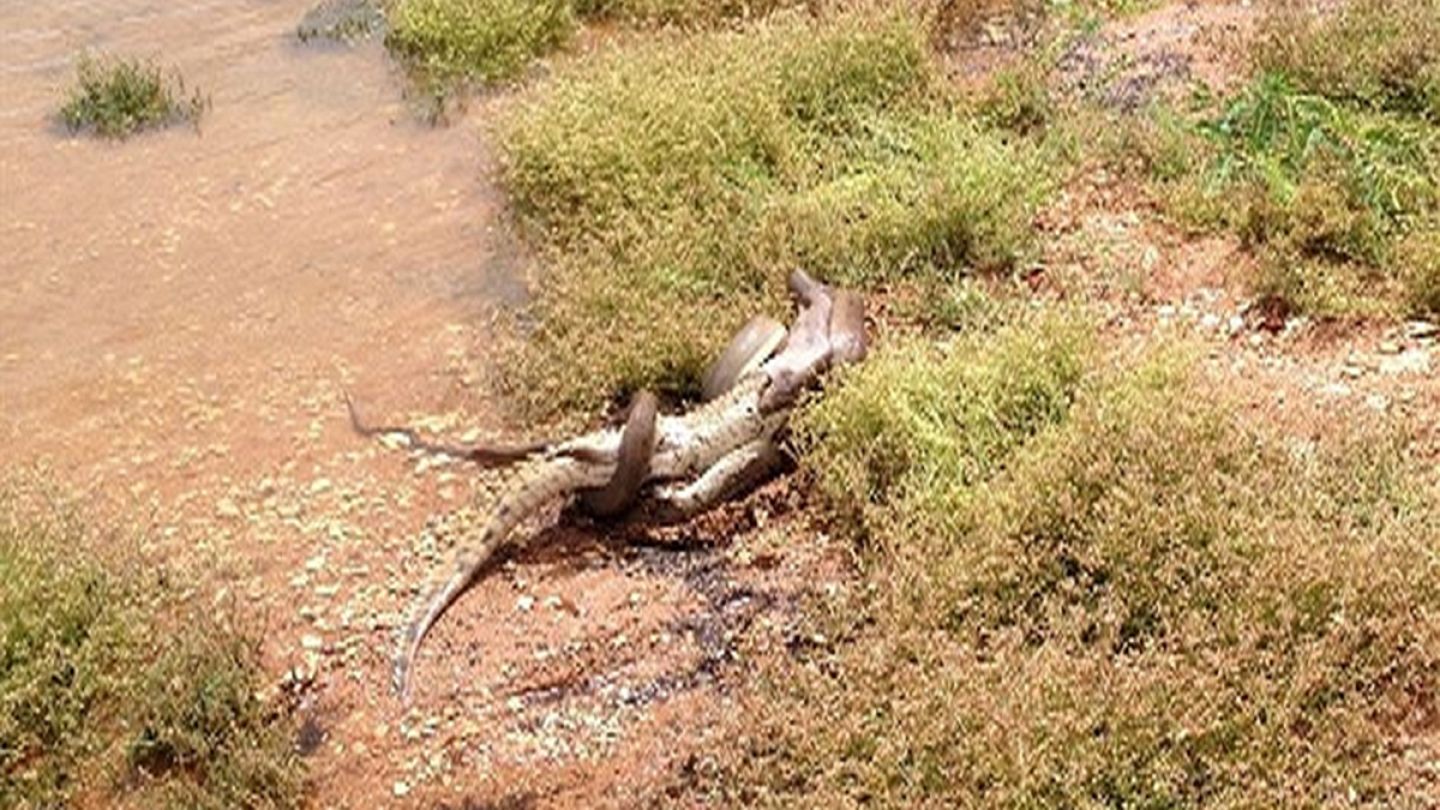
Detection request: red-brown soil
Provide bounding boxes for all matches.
[0,3,844,806]
[2,1,1434,807]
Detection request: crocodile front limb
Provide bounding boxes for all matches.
[647,438,787,522]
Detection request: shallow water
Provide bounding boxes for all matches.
[0,0,524,478]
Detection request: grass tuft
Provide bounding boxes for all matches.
[0,482,304,809]
[499,10,1052,414]
[59,54,207,139]
[976,56,1053,135]
[1254,0,1440,121]
[385,0,576,90]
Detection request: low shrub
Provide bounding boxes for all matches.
[792,313,1092,549]
[59,54,206,139]
[385,0,576,88]
[0,482,304,808]
[499,10,1052,413]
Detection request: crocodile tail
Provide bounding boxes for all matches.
[392,456,603,700]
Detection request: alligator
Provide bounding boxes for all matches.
[359,270,867,699]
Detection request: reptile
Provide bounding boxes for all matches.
[346,386,660,517]
[577,390,659,517]
[385,270,867,699]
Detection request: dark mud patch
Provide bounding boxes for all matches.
[297,0,387,44]
[497,482,814,718]
[1056,29,1196,111]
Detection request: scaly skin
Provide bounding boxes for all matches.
[393,450,613,699]
[391,271,864,699]
[393,373,783,698]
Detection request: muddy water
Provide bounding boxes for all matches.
[0,0,525,492]
[0,10,747,806]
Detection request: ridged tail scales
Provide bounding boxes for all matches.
[393,453,612,700]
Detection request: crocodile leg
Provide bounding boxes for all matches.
[647,437,786,522]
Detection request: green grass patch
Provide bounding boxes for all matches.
[499,10,1053,414]
[0,482,304,808]
[384,0,802,103]
[705,325,1440,806]
[1200,74,1438,316]
[1254,0,1440,121]
[1091,75,1438,318]
[59,54,207,139]
[1047,0,1440,319]
[385,0,576,92]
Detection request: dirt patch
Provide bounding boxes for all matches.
[940,0,1254,100]
[1059,0,1257,104]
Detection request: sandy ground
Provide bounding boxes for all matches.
[2,0,1435,806]
[0,2,845,806]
